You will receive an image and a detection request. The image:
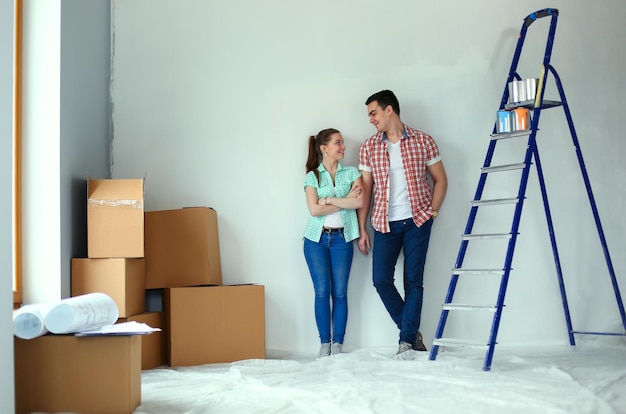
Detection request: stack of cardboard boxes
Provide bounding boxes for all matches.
[142,206,266,367]
[75,177,266,367]
[73,177,160,369]
[14,177,266,413]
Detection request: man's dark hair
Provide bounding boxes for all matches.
[365,89,400,116]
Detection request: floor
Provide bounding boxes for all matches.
[133,337,626,414]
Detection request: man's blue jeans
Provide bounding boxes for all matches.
[372,218,433,344]
[303,231,353,344]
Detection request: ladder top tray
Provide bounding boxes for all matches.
[504,99,562,110]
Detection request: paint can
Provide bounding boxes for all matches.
[525,78,538,102]
[513,107,530,131]
[516,80,527,102]
[496,110,513,133]
[508,81,518,103]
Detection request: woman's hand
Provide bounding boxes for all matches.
[347,184,362,198]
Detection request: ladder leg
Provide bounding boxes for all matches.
[548,65,626,331]
[532,146,576,345]
[484,284,508,371]
[428,276,458,361]
[484,132,539,371]
[431,139,498,361]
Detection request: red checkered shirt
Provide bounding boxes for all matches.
[358,126,441,233]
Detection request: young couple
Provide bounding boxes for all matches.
[303,89,448,357]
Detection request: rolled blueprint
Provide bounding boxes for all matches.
[44,292,119,334]
[13,303,54,339]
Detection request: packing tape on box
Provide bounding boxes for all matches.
[88,199,144,208]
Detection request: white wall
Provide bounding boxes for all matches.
[0,0,15,410]
[111,0,626,353]
[21,0,62,304]
[21,0,111,304]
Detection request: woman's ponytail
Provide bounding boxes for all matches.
[304,128,339,185]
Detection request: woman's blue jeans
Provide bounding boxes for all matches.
[303,231,353,344]
[372,218,432,344]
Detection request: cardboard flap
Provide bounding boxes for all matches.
[88,178,144,201]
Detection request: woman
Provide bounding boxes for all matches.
[303,128,363,357]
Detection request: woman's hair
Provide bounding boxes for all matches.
[306,128,340,184]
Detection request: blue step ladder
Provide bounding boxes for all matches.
[428,8,626,371]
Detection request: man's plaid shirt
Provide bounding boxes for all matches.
[358,126,441,233]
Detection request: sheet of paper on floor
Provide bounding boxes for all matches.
[134,337,626,414]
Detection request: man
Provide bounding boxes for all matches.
[357,89,447,355]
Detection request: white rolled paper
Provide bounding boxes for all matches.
[44,292,119,334]
[13,304,53,339]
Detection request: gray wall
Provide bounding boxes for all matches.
[111,0,626,354]
[60,0,112,292]
[0,0,15,410]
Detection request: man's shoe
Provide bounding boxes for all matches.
[318,343,331,358]
[396,341,413,355]
[413,331,427,352]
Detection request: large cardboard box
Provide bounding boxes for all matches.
[72,258,146,317]
[165,285,265,366]
[88,177,144,258]
[14,335,141,414]
[118,312,167,370]
[145,207,222,288]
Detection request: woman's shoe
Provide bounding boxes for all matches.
[330,342,342,355]
[318,343,331,357]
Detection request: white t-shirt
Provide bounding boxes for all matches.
[387,140,412,221]
[324,187,344,228]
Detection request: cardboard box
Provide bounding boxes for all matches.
[118,312,167,370]
[88,177,144,258]
[72,258,146,317]
[14,335,141,414]
[145,207,222,288]
[165,285,265,366]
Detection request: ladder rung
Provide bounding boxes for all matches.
[432,338,490,350]
[482,163,526,173]
[442,303,497,312]
[572,331,626,337]
[471,197,519,206]
[452,268,505,276]
[490,130,532,140]
[462,233,512,240]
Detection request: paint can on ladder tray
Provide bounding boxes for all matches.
[496,110,513,133]
[513,107,530,131]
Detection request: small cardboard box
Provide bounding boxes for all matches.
[145,207,222,288]
[14,335,141,414]
[72,258,146,317]
[87,177,144,258]
[118,312,167,370]
[164,285,265,366]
